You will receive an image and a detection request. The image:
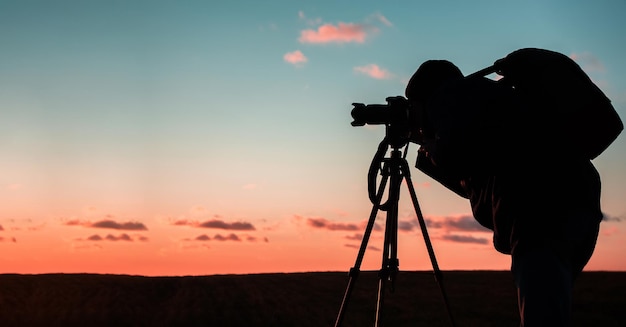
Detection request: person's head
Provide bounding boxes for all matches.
[405,60,463,105]
[405,60,463,142]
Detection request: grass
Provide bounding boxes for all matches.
[0,271,624,326]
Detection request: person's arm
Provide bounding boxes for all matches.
[415,146,469,199]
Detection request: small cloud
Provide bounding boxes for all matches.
[284,50,308,65]
[171,217,256,231]
[294,215,381,232]
[185,233,263,243]
[369,13,392,27]
[213,233,241,242]
[441,234,489,245]
[196,234,211,241]
[63,219,86,227]
[398,220,417,232]
[425,215,489,233]
[354,64,393,79]
[445,215,488,232]
[299,22,373,44]
[87,234,103,241]
[197,219,256,231]
[0,224,3,231]
[307,217,359,231]
[345,233,363,241]
[171,219,194,226]
[105,233,133,242]
[80,233,144,242]
[90,220,148,231]
[602,213,622,222]
[344,243,379,251]
[63,218,148,231]
[244,235,269,242]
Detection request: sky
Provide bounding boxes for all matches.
[1,0,625,276]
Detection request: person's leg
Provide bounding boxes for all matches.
[511,211,601,327]
[512,243,572,327]
[564,213,600,280]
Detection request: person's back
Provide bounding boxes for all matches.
[425,74,602,253]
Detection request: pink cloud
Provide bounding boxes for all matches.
[345,243,380,251]
[345,233,363,241]
[196,234,211,241]
[293,215,382,233]
[79,233,144,242]
[354,64,392,79]
[198,220,255,231]
[307,217,359,231]
[424,215,488,233]
[299,23,372,44]
[370,13,392,27]
[213,233,241,241]
[440,234,489,244]
[171,219,193,226]
[170,218,256,231]
[62,218,148,230]
[90,220,147,231]
[63,219,85,226]
[284,50,308,65]
[105,233,133,241]
[184,233,266,243]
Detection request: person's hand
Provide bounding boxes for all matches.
[493,48,559,78]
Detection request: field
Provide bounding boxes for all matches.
[0,271,624,327]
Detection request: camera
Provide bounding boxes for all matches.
[350,96,414,147]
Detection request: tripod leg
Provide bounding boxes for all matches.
[375,165,402,327]
[375,203,400,327]
[403,163,458,327]
[334,172,389,327]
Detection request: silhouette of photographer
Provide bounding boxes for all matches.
[405,48,622,326]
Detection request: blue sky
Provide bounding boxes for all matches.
[1,0,625,275]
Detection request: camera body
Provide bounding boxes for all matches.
[350,96,415,147]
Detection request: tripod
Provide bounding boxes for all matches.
[334,138,456,327]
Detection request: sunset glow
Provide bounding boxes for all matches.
[1,1,625,276]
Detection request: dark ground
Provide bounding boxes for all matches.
[0,271,624,327]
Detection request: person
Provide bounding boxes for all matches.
[404,53,605,326]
